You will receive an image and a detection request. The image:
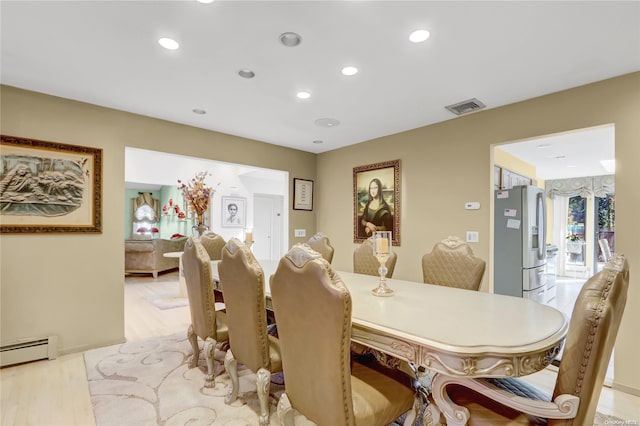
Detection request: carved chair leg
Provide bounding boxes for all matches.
[187,325,198,369]
[256,368,271,425]
[277,392,295,426]
[224,349,239,404]
[431,374,470,426]
[203,337,217,388]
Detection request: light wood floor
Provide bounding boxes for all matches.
[1,271,638,425]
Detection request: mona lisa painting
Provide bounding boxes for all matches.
[353,159,400,245]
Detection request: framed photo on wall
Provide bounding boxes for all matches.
[353,159,400,245]
[293,178,314,211]
[221,196,246,228]
[0,134,103,233]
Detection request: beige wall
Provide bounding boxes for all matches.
[0,85,316,354]
[316,72,640,393]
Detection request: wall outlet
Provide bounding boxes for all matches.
[294,229,306,237]
[466,231,479,243]
[465,201,481,210]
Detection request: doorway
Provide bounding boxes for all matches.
[252,194,285,260]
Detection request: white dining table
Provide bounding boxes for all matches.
[210,260,567,379]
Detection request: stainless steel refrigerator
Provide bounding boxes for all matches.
[494,185,548,303]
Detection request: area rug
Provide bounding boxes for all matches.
[84,332,317,426]
[84,333,629,426]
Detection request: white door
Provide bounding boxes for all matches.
[253,194,284,260]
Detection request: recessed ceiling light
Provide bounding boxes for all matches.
[197,0,215,3]
[555,155,566,159]
[341,66,358,76]
[409,29,430,43]
[158,37,179,50]
[313,140,324,144]
[238,69,255,78]
[192,109,206,115]
[279,32,302,47]
[314,118,340,128]
[536,143,551,148]
[296,91,311,99]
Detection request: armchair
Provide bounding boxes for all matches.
[306,232,334,263]
[182,237,229,388]
[270,244,415,426]
[218,238,282,425]
[421,236,486,291]
[431,253,629,426]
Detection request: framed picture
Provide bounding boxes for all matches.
[221,196,246,228]
[353,159,400,245]
[293,178,314,211]
[0,135,102,233]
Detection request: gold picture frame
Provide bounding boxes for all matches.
[0,135,103,233]
[353,159,400,245]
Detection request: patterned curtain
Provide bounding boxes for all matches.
[546,175,614,199]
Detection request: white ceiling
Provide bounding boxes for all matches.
[2,1,639,158]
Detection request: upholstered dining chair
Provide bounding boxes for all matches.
[430,253,629,426]
[181,237,229,388]
[199,231,226,261]
[306,232,335,263]
[421,236,486,291]
[218,238,282,426]
[353,237,398,277]
[270,244,416,426]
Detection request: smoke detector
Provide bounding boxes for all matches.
[445,98,486,116]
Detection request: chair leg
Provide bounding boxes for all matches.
[277,392,295,426]
[203,337,217,388]
[187,325,198,369]
[256,367,271,425]
[224,349,239,404]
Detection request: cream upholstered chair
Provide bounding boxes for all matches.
[218,238,282,425]
[199,231,226,261]
[182,237,229,388]
[421,236,486,290]
[431,253,629,426]
[306,232,334,263]
[270,244,416,426]
[353,237,397,277]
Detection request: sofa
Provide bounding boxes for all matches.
[124,237,188,278]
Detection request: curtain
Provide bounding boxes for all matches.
[546,175,614,199]
[552,196,569,277]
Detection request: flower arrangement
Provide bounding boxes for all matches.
[177,171,218,219]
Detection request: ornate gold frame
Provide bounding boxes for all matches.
[0,135,102,233]
[353,159,400,245]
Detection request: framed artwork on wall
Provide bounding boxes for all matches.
[353,159,400,245]
[0,134,103,233]
[221,196,246,228]
[293,178,314,211]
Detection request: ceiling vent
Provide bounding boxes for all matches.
[445,98,486,116]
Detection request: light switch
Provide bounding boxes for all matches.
[294,229,306,237]
[465,202,481,210]
[466,231,479,243]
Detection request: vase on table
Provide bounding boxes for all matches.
[371,231,394,297]
[192,213,209,239]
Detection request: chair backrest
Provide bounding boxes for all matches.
[218,238,271,372]
[552,253,629,426]
[353,238,397,277]
[306,232,335,263]
[421,236,486,290]
[271,244,354,426]
[182,237,218,339]
[200,231,226,261]
[598,238,612,261]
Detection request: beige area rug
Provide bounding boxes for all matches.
[84,332,307,426]
[84,333,629,426]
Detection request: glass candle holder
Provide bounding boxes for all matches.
[371,231,394,297]
[244,228,254,249]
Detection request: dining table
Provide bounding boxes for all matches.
[210,259,568,379]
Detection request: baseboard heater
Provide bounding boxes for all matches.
[0,336,58,367]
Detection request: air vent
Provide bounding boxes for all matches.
[445,98,486,116]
